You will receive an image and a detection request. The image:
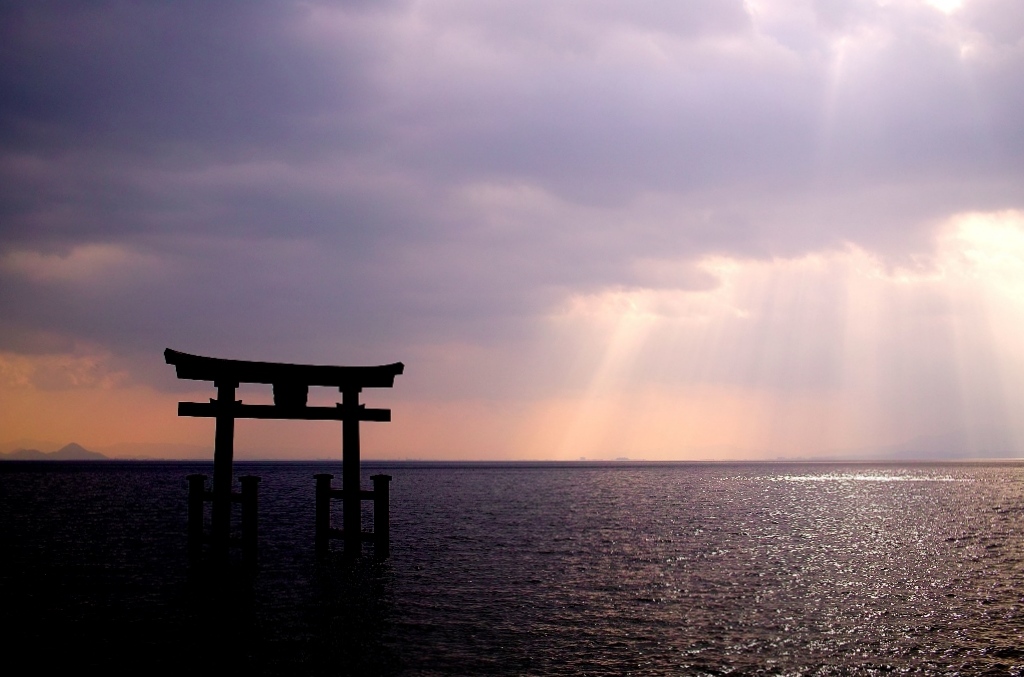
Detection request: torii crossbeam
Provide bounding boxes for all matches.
[165,348,404,558]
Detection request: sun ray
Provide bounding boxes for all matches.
[555,292,658,458]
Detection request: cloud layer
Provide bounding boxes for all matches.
[3,1,1024,457]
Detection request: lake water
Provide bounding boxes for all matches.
[2,461,1023,675]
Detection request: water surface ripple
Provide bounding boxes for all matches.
[2,462,1022,675]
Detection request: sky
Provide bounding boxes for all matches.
[3,0,1024,460]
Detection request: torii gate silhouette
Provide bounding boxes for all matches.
[165,348,404,559]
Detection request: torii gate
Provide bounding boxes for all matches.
[165,348,404,559]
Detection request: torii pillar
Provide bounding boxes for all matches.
[341,387,361,554]
[212,378,238,555]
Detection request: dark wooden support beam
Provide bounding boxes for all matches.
[327,489,376,500]
[324,531,379,543]
[313,474,392,559]
[177,401,391,422]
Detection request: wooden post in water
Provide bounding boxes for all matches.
[371,474,391,560]
[240,475,260,563]
[314,473,334,556]
[186,473,207,558]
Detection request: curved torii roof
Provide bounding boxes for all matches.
[164,348,404,389]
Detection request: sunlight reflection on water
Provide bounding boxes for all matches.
[774,473,968,482]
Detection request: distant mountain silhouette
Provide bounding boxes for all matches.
[3,443,108,460]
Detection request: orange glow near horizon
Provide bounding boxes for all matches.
[5,210,1024,460]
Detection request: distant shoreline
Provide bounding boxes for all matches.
[3,441,1022,465]
[3,457,1023,466]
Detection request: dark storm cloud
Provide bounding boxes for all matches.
[0,2,367,151]
[0,1,384,244]
[3,0,1024,389]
